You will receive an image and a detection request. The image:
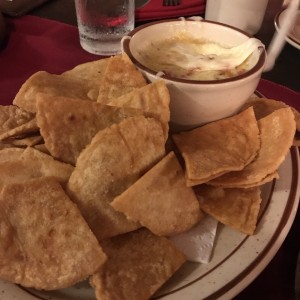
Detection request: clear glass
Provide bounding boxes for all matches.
[75,0,135,56]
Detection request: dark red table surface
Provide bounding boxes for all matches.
[1,0,300,299]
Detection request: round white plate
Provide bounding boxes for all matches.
[0,146,299,300]
[275,7,300,50]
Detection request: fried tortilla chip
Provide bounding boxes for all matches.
[172,107,260,186]
[67,116,166,240]
[111,152,203,236]
[97,53,147,103]
[90,228,186,300]
[33,143,50,155]
[62,58,109,81]
[2,135,43,147]
[103,80,170,139]
[0,147,74,191]
[210,108,296,188]
[0,177,106,290]
[0,105,35,135]
[243,97,300,146]
[243,97,300,128]
[36,94,143,165]
[195,185,262,235]
[0,118,39,141]
[0,147,25,162]
[13,71,97,113]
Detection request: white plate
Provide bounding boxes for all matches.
[1,146,299,300]
[275,7,300,50]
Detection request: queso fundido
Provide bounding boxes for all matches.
[136,33,252,81]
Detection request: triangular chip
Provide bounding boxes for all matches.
[209,108,296,188]
[97,53,147,103]
[111,151,203,236]
[0,118,39,141]
[1,135,43,147]
[67,116,166,241]
[242,97,300,146]
[172,107,260,186]
[62,58,109,82]
[243,97,300,129]
[195,184,262,235]
[13,71,97,113]
[0,105,35,135]
[36,94,144,165]
[104,80,170,139]
[90,228,186,300]
[0,147,74,191]
[0,147,25,163]
[0,177,106,290]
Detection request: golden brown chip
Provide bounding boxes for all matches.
[104,80,170,139]
[111,152,203,236]
[67,116,166,241]
[195,185,262,235]
[97,53,147,103]
[0,177,107,290]
[13,71,97,113]
[209,108,296,188]
[0,147,25,162]
[243,97,300,127]
[62,58,109,81]
[0,118,39,141]
[2,135,43,147]
[0,147,74,191]
[90,228,186,300]
[33,143,50,155]
[0,105,35,135]
[36,94,144,165]
[243,97,300,145]
[172,107,260,186]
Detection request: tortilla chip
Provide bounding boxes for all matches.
[243,97,299,125]
[0,147,74,191]
[62,58,109,81]
[0,105,35,135]
[195,185,262,235]
[97,53,147,103]
[33,143,50,155]
[243,97,300,145]
[36,94,143,165]
[0,147,25,162]
[67,116,166,240]
[209,108,296,188]
[0,118,39,141]
[2,135,43,147]
[104,80,170,139]
[111,152,203,236]
[172,107,260,186]
[13,71,97,113]
[0,177,106,290]
[90,228,186,300]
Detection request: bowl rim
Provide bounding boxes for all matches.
[122,18,266,85]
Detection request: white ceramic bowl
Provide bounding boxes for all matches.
[122,18,266,132]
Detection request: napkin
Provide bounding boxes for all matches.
[170,215,218,263]
[135,0,206,21]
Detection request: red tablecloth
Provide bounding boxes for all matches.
[1,15,299,109]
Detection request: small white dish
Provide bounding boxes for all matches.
[275,7,300,50]
[122,18,266,132]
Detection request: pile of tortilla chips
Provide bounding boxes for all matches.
[0,53,297,299]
